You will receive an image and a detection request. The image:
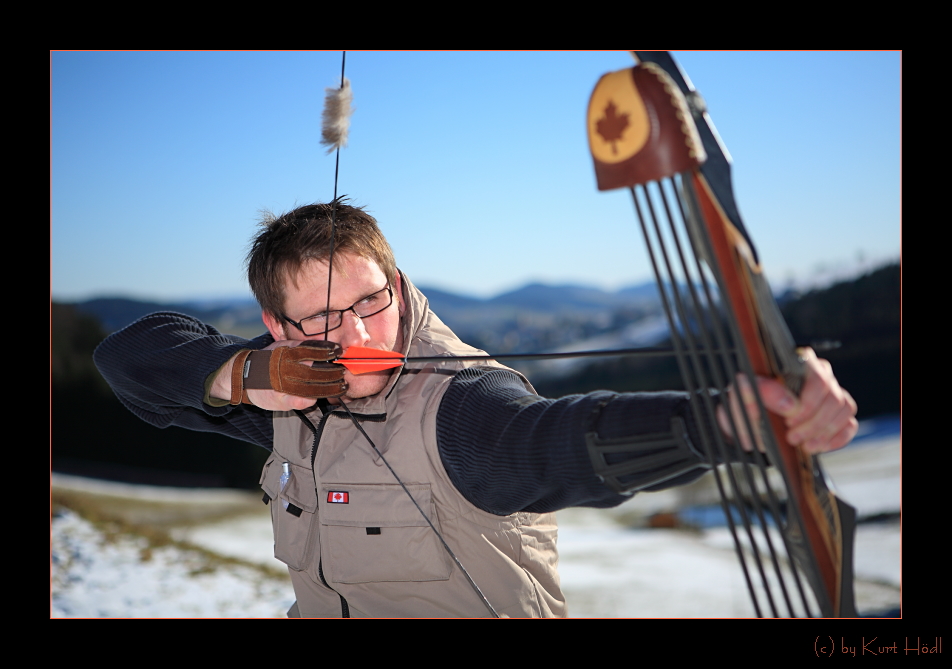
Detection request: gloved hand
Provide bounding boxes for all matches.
[229,340,347,404]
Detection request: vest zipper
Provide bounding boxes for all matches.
[319,560,350,618]
[295,406,351,618]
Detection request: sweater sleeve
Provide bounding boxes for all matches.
[93,311,275,450]
[436,367,722,515]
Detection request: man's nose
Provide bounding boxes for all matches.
[336,309,371,348]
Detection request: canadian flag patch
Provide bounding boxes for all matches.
[327,491,349,504]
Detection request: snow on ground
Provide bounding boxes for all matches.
[52,507,294,618]
[51,431,899,618]
[557,522,758,617]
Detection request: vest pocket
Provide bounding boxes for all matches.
[319,483,453,584]
[260,454,318,571]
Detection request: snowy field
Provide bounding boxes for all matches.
[51,427,899,618]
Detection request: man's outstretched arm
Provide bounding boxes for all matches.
[436,368,719,515]
[93,311,275,449]
[437,353,857,516]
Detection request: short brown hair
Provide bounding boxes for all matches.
[247,199,397,318]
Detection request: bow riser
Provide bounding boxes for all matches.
[691,170,855,617]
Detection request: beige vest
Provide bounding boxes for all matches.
[259,274,566,618]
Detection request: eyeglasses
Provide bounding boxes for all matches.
[283,284,393,336]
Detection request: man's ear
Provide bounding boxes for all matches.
[395,271,406,317]
[262,311,286,341]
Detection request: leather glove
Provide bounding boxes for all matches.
[229,341,347,404]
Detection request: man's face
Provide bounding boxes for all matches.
[263,251,404,402]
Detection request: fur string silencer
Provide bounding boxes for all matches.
[320,77,354,154]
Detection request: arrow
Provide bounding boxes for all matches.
[335,344,686,375]
[336,346,406,374]
[333,342,825,375]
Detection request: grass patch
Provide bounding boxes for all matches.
[52,489,288,580]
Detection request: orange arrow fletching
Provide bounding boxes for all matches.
[337,346,406,374]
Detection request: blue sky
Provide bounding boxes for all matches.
[51,51,900,302]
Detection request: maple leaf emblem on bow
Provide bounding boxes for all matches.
[596,100,631,155]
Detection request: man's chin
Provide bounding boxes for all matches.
[339,370,391,401]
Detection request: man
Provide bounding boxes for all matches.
[94,201,858,618]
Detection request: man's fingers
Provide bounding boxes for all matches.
[791,390,859,453]
[719,374,767,453]
[780,348,857,452]
[239,340,347,404]
[787,350,835,429]
[285,339,343,362]
[269,352,347,397]
[756,376,799,418]
[804,415,859,453]
[712,349,857,457]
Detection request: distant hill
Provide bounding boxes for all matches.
[533,262,901,420]
[486,283,653,312]
[69,281,665,347]
[51,303,269,488]
[780,263,900,418]
[73,296,264,338]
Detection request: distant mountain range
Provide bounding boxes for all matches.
[62,260,900,395]
[67,281,666,340]
[67,296,263,338]
[61,255,899,338]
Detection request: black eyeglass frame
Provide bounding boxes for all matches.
[283,284,393,337]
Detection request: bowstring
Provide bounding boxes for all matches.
[323,52,345,342]
[321,51,499,618]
